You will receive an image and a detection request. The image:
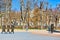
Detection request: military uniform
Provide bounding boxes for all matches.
[11,25,14,33]
[51,24,54,33]
[1,25,6,33]
[7,25,10,33]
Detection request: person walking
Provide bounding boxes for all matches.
[11,22,14,34]
[1,24,6,34]
[7,24,10,33]
[25,25,28,31]
[51,24,54,33]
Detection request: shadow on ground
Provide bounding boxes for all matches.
[54,30,60,33]
[47,30,60,33]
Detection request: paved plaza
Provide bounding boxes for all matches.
[0,31,60,40]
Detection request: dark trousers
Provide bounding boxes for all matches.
[1,27,6,33]
[51,24,54,33]
[51,26,54,33]
[51,28,54,33]
[11,25,14,33]
[7,29,10,32]
[2,28,5,32]
[11,28,14,34]
[11,29,14,32]
[7,25,10,33]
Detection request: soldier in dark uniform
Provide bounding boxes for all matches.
[11,22,14,33]
[1,25,6,33]
[7,25,10,33]
[51,24,54,33]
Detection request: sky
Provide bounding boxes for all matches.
[11,0,60,11]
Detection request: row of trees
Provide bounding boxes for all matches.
[20,0,60,29]
[0,0,60,29]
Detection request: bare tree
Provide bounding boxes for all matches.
[20,0,25,29]
[26,0,31,28]
[39,1,44,29]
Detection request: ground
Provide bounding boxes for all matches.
[0,29,60,40]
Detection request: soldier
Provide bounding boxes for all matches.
[11,22,14,33]
[7,24,10,33]
[51,24,54,33]
[1,24,6,34]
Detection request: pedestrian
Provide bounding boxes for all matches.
[11,25,14,33]
[7,25,10,33]
[1,25,6,34]
[48,24,51,32]
[11,22,14,34]
[25,25,28,31]
[51,24,54,33]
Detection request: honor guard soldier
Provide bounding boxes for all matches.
[1,24,6,34]
[51,24,54,33]
[11,22,14,34]
[7,24,10,33]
